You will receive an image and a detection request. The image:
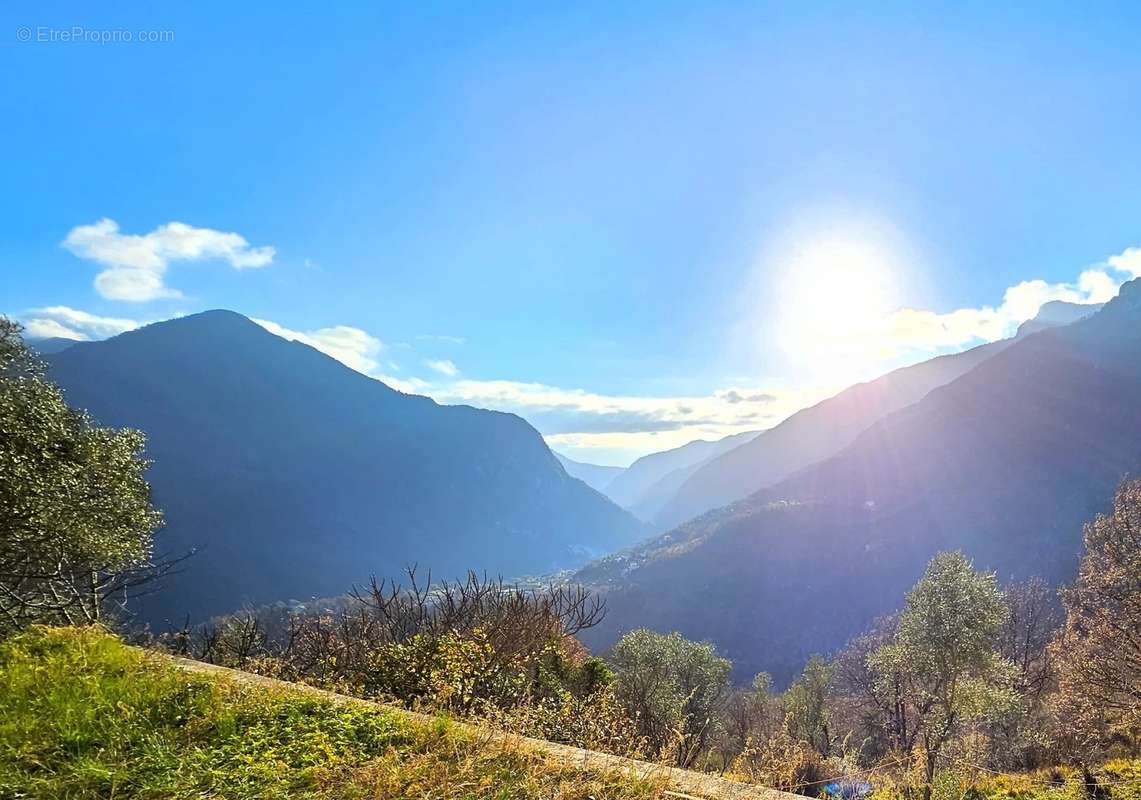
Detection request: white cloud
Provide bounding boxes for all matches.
[252,319,383,375]
[412,377,817,464]
[19,306,142,340]
[834,247,1140,358]
[63,218,276,302]
[376,374,432,394]
[428,378,814,443]
[94,268,180,302]
[1108,247,1141,278]
[425,358,459,377]
[416,334,466,346]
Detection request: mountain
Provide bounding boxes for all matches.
[575,281,1141,685]
[554,454,625,493]
[26,336,81,354]
[604,430,759,520]
[46,311,644,626]
[1015,299,1102,337]
[652,301,1103,529]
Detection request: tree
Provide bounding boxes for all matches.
[868,552,1017,800]
[784,655,835,755]
[723,672,780,763]
[1053,479,1141,751]
[988,577,1063,769]
[0,318,163,632]
[1000,577,1061,705]
[609,629,731,765]
[832,613,916,759]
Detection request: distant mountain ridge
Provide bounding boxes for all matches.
[652,300,1103,529]
[604,430,759,520]
[576,283,1141,685]
[1015,299,1103,337]
[26,336,82,354]
[554,453,625,493]
[46,311,644,626]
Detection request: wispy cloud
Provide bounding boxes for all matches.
[720,389,777,405]
[424,358,459,377]
[416,334,466,346]
[426,378,810,451]
[1108,247,1141,277]
[792,246,1139,367]
[18,306,142,340]
[252,318,383,375]
[63,218,275,302]
[884,267,1127,352]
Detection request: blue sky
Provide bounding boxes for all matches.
[3,2,1141,464]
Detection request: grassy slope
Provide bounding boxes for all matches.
[959,762,1141,800]
[3,627,1137,800]
[0,627,662,800]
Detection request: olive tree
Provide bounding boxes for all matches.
[988,576,1063,769]
[609,628,731,766]
[784,655,835,755]
[0,319,163,632]
[1053,479,1141,752]
[723,672,780,762]
[832,613,916,759]
[868,552,1017,800]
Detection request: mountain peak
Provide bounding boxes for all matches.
[45,315,643,624]
[1115,276,1141,306]
[1015,300,1103,338]
[153,309,257,332]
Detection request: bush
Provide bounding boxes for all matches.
[609,629,732,766]
[154,571,634,753]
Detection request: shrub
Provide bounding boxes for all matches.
[155,570,629,753]
[609,629,732,766]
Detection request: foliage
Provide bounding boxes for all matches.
[0,318,164,633]
[609,628,732,766]
[868,552,1019,799]
[1054,479,1141,754]
[785,655,836,755]
[155,569,642,755]
[721,671,781,764]
[986,577,1064,770]
[832,613,914,760]
[0,626,662,799]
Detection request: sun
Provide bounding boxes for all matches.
[776,239,898,378]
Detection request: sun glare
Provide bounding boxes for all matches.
[777,239,898,378]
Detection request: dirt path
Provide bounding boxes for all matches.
[167,655,798,800]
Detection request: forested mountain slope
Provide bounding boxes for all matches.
[605,430,758,520]
[47,311,643,626]
[654,301,1101,529]
[577,283,1141,684]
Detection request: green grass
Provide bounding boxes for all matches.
[960,760,1141,800]
[0,626,663,799]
